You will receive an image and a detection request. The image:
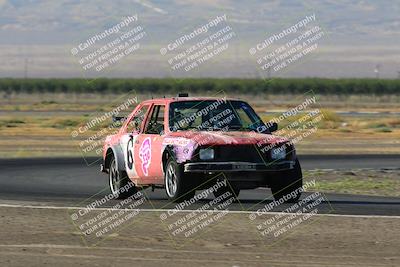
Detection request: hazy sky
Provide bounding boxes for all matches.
[0,0,399,78]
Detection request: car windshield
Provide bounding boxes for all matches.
[169,100,266,132]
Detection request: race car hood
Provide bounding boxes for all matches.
[165,130,288,146]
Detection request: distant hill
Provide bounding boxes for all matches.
[0,0,399,78]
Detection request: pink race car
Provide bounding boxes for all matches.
[101,94,302,202]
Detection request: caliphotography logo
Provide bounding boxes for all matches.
[70,14,147,82]
[0,1,399,267]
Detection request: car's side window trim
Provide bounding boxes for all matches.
[139,104,153,133]
[123,103,151,134]
[144,104,165,135]
[143,104,156,134]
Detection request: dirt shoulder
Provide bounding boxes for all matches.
[305,169,400,197]
[0,206,399,267]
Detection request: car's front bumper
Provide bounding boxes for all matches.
[184,161,295,173]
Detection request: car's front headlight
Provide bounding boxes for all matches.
[199,148,214,160]
[271,147,286,160]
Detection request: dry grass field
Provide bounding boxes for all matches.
[0,93,399,158]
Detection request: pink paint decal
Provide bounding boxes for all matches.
[139,137,151,176]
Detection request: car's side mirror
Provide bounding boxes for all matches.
[268,122,278,132]
[112,116,127,123]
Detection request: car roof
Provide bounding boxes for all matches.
[140,97,242,105]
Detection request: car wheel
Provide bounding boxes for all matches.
[109,156,137,199]
[165,158,195,202]
[213,181,240,200]
[271,159,303,203]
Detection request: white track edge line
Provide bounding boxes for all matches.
[0,203,399,219]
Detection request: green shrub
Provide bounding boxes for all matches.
[0,78,399,95]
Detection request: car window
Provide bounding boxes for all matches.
[126,105,149,133]
[169,100,264,131]
[144,105,165,134]
[235,108,253,127]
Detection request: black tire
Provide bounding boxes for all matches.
[271,159,303,203]
[213,182,240,200]
[164,157,195,202]
[109,156,138,199]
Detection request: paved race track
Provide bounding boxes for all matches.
[0,154,399,216]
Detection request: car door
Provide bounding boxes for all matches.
[120,104,150,184]
[134,104,165,183]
